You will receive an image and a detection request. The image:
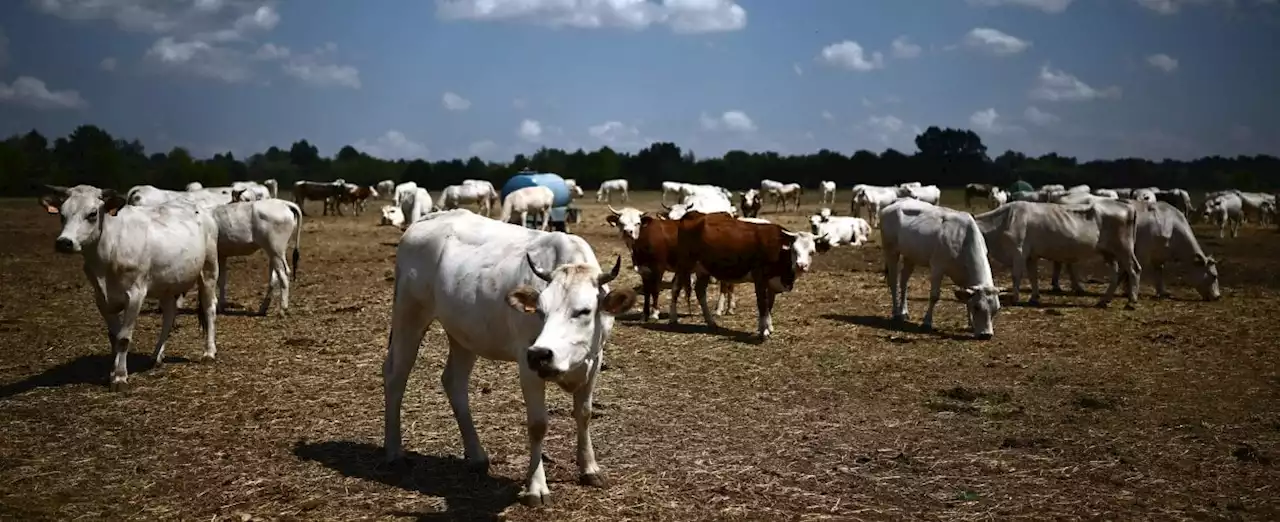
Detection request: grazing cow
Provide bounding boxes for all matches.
[564,179,585,199]
[186,182,204,191]
[663,190,733,220]
[231,180,272,202]
[974,200,1143,308]
[394,181,419,207]
[376,180,396,200]
[770,183,803,212]
[380,205,406,227]
[668,212,816,340]
[880,199,1002,338]
[41,186,219,391]
[398,187,433,231]
[1066,184,1091,195]
[383,209,636,507]
[1092,188,1119,199]
[128,185,231,210]
[210,199,303,316]
[819,181,837,206]
[739,189,762,218]
[500,186,555,231]
[1151,188,1194,217]
[898,184,941,205]
[1234,191,1276,223]
[851,185,900,226]
[810,212,871,249]
[596,179,629,203]
[292,180,348,216]
[604,205,645,250]
[760,179,784,194]
[1052,191,1115,206]
[1051,201,1220,301]
[442,182,499,216]
[661,181,688,205]
[964,183,998,208]
[1203,193,1244,238]
[336,184,378,216]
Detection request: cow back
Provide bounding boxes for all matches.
[676,212,792,285]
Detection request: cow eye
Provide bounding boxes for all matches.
[571,308,591,318]
[87,210,99,222]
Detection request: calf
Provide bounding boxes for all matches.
[383,209,635,507]
[669,212,816,340]
[974,200,1143,308]
[851,184,900,226]
[596,179,629,203]
[819,180,837,206]
[880,199,1002,338]
[41,186,219,391]
[500,186,555,230]
[770,183,803,212]
[210,199,303,316]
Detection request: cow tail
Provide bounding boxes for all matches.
[284,200,303,280]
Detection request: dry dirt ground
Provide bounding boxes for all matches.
[1,190,1278,522]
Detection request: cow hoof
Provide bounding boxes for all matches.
[1093,301,1110,309]
[465,458,490,474]
[1073,289,1088,296]
[579,473,608,488]
[518,491,551,508]
[200,354,217,363]
[1028,298,1041,307]
[1123,303,1137,311]
[109,380,130,393]
[1156,293,1172,300]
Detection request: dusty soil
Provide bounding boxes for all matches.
[1,191,1277,521]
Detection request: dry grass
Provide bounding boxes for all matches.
[1,190,1278,521]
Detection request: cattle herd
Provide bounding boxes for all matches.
[31,175,1278,509]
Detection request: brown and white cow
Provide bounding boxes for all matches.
[292,180,349,216]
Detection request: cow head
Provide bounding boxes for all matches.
[1191,253,1222,301]
[380,205,405,227]
[507,253,636,379]
[664,202,691,220]
[43,188,126,254]
[781,229,815,274]
[952,286,1002,340]
[604,205,644,245]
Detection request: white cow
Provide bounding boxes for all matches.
[760,179,784,194]
[810,213,871,248]
[376,180,396,201]
[41,185,219,391]
[596,179,629,203]
[771,183,803,212]
[398,188,433,231]
[380,205,405,227]
[898,181,922,189]
[394,181,418,207]
[1052,201,1220,301]
[1234,191,1276,223]
[231,181,272,202]
[1066,184,1091,195]
[1134,188,1157,203]
[604,205,645,249]
[128,185,232,210]
[500,186,555,231]
[664,191,733,220]
[898,184,941,205]
[185,182,204,191]
[819,180,837,206]
[564,179,584,199]
[879,198,1002,339]
[974,200,1143,308]
[383,209,636,507]
[661,181,689,205]
[989,188,1009,208]
[1092,189,1120,199]
[443,182,500,216]
[210,199,303,316]
[851,185,900,226]
[1203,193,1244,238]
[1040,184,1065,193]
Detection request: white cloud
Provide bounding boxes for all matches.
[822,110,835,121]
[100,57,118,71]
[354,130,429,160]
[1146,53,1179,73]
[700,110,756,132]
[793,62,803,76]
[442,91,471,111]
[252,43,290,60]
[1024,106,1060,126]
[964,27,1032,56]
[1029,65,1122,102]
[818,40,884,72]
[469,140,498,156]
[890,36,922,59]
[281,45,361,89]
[966,0,1075,13]
[436,0,748,34]
[518,119,544,142]
[145,36,251,82]
[857,114,918,148]
[588,120,638,142]
[969,108,1023,135]
[0,76,88,110]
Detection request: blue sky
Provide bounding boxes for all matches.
[1,0,1278,162]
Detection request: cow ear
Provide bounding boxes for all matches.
[506,285,540,314]
[40,195,62,214]
[605,215,620,227]
[600,288,637,315]
[953,287,976,301]
[101,191,127,216]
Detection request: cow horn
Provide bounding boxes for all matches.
[526,253,554,282]
[42,184,70,196]
[660,202,671,211]
[597,254,622,286]
[780,229,799,238]
[607,204,621,216]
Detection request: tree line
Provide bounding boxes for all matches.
[1,124,1276,198]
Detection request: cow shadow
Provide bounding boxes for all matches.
[635,321,760,343]
[293,441,518,521]
[0,353,191,399]
[820,314,975,341]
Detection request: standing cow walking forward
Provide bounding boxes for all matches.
[383,209,636,507]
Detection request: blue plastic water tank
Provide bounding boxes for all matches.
[501,172,572,228]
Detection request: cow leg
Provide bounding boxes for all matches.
[755,286,777,340]
[1097,257,1121,308]
[259,254,289,316]
[197,258,218,361]
[540,210,550,231]
[572,374,606,487]
[1050,261,1064,293]
[1153,262,1170,298]
[666,272,683,325]
[639,269,659,322]
[694,274,716,329]
[383,292,433,463]
[151,296,177,367]
[716,282,735,316]
[920,265,946,331]
[216,256,231,312]
[1027,257,1043,306]
[109,291,146,392]
[517,368,552,507]
[1122,254,1141,309]
[1066,264,1086,295]
[442,336,489,471]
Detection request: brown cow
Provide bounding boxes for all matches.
[631,215,693,322]
[292,180,349,216]
[336,184,377,216]
[668,212,818,341]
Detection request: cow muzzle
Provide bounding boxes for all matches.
[54,237,78,254]
[526,346,561,379]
